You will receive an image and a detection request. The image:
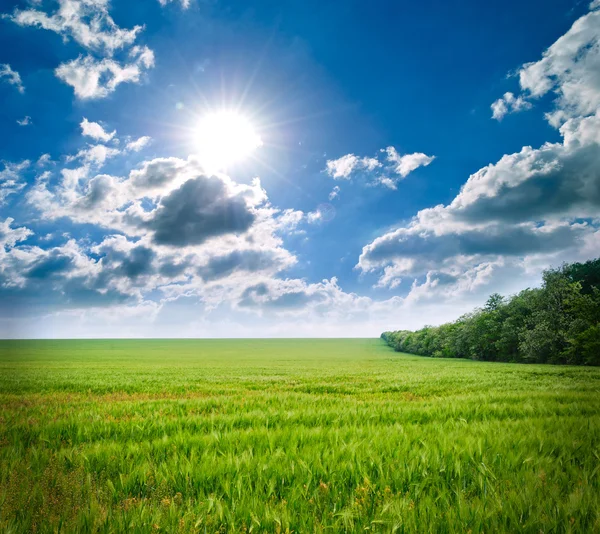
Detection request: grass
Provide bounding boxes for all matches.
[0,338,599,533]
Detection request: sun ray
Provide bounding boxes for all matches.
[193,110,263,172]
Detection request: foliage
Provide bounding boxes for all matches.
[0,339,599,532]
[382,258,600,365]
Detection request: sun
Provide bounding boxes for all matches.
[194,110,262,172]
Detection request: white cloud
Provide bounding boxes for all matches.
[491,92,532,120]
[126,136,151,152]
[360,115,600,292]
[80,117,115,142]
[9,1,154,100]
[325,147,433,188]
[361,157,381,171]
[0,64,24,93]
[17,116,32,126]
[56,47,154,99]
[37,154,52,166]
[236,276,372,319]
[325,154,382,179]
[359,3,600,296]
[158,0,191,8]
[492,3,600,126]
[7,136,576,337]
[325,154,359,179]
[276,209,305,232]
[6,3,600,335]
[307,210,323,223]
[0,160,29,204]
[8,149,314,324]
[67,144,121,165]
[0,218,33,249]
[373,176,397,190]
[328,185,340,200]
[25,152,289,268]
[385,147,435,177]
[10,0,142,55]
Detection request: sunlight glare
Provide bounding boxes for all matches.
[194,110,262,171]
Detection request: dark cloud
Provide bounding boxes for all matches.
[238,282,325,310]
[198,249,285,281]
[242,283,269,298]
[426,272,459,287]
[129,158,189,191]
[118,245,155,278]
[26,252,75,279]
[96,242,156,279]
[147,177,255,247]
[0,274,132,318]
[456,144,600,226]
[81,174,119,208]
[361,223,587,273]
[359,112,600,287]
[158,259,190,278]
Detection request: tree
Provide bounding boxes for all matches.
[381,258,600,366]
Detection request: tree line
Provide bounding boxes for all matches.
[382,258,600,365]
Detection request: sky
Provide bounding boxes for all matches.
[0,0,599,338]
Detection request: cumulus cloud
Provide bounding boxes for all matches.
[325,154,382,179]
[20,147,301,311]
[68,144,121,165]
[359,116,600,290]
[275,209,305,232]
[197,249,295,282]
[0,160,29,204]
[491,2,600,126]
[0,139,503,337]
[37,154,52,166]
[325,147,434,188]
[0,218,33,249]
[80,117,115,142]
[126,136,151,152]
[146,176,258,247]
[9,0,142,55]
[373,176,397,190]
[7,4,600,334]
[55,47,154,99]
[237,277,372,319]
[361,4,600,296]
[16,116,32,126]
[75,174,125,210]
[361,221,596,277]
[491,92,532,120]
[25,155,204,230]
[9,0,154,99]
[307,210,323,223]
[128,157,188,192]
[0,238,136,318]
[385,147,435,177]
[325,154,360,179]
[0,64,24,93]
[93,236,157,281]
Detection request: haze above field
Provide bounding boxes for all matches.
[1,0,599,337]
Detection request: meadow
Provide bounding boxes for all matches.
[0,338,599,533]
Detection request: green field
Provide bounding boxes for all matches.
[1,339,599,533]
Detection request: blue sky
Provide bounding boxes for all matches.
[1,0,599,337]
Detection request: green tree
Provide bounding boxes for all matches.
[382,258,600,366]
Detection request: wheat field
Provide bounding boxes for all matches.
[0,339,599,532]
